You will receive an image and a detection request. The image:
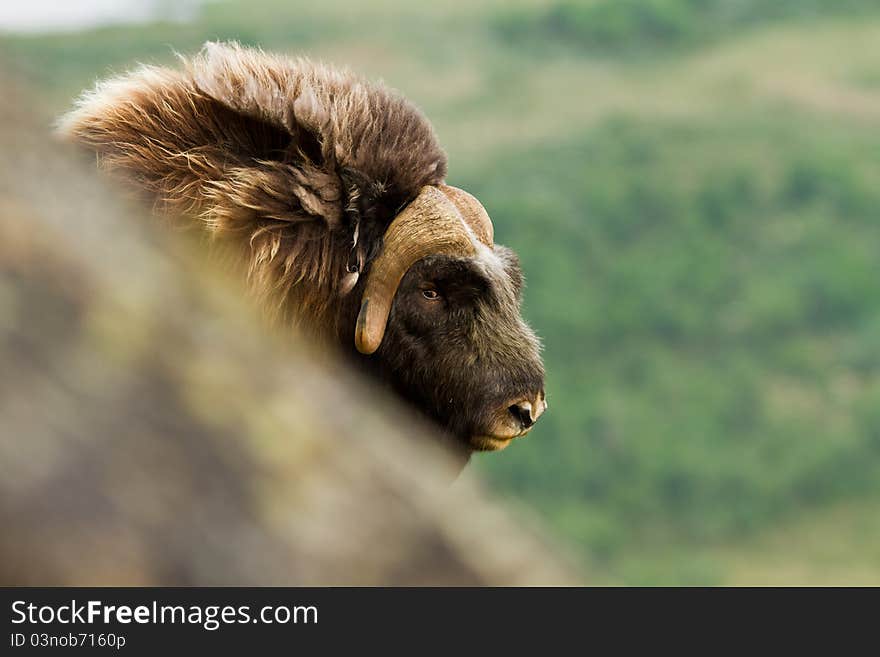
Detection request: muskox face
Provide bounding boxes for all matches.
[348,184,547,453]
[369,246,546,452]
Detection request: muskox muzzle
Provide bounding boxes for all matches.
[469,391,548,452]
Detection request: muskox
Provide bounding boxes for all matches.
[59,42,546,459]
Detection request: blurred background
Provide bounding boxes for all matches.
[2,0,879,585]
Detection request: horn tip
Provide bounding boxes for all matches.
[354,298,380,355]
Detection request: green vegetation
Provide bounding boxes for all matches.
[496,0,880,54]
[4,0,878,584]
[464,118,880,581]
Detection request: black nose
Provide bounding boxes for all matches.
[509,400,538,429]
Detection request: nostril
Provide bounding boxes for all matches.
[509,401,535,429]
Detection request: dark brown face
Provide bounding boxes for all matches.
[370,245,546,452]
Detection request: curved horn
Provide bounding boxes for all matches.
[439,184,494,247]
[355,185,488,355]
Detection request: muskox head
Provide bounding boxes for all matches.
[353,185,546,452]
[59,42,546,457]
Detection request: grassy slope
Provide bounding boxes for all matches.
[4,0,879,584]
[719,496,880,586]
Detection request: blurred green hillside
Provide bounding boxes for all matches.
[3,0,879,584]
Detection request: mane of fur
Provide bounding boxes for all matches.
[58,42,448,335]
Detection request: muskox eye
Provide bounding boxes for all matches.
[421,288,440,301]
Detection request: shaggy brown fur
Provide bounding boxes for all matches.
[59,42,447,336]
[61,42,545,456]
